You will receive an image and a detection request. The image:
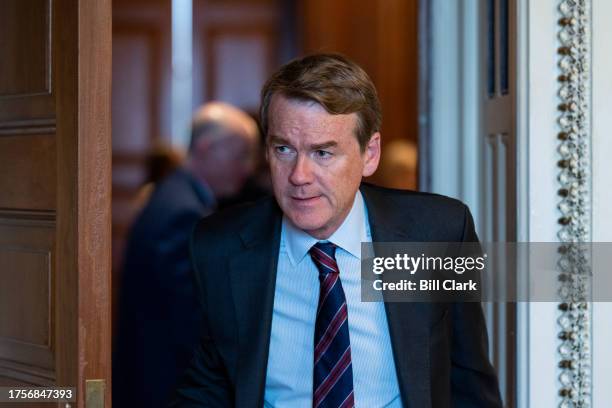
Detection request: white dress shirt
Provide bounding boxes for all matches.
[264,191,403,407]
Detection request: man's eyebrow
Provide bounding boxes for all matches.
[267,136,337,150]
[267,135,290,145]
[310,141,337,150]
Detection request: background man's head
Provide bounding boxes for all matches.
[187,102,259,199]
[260,54,382,239]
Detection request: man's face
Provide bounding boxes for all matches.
[192,128,256,199]
[206,132,256,197]
[266,94,380,239]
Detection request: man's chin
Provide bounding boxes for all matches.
[288,217,319,231]
[285,213,320,231]
[287,215,338,240]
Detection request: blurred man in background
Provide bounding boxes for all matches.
[113,102,259,408]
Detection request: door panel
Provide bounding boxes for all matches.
[0,0,55,132]
[0,0,111,407]
[481,0,516,406]
[0,135,56,209]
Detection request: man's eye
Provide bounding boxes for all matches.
[315,150,332,158]
[275,146,291,154]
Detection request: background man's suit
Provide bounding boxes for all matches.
[114,168,214,408]
[172,183,503,407]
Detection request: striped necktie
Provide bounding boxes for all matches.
[309,242,355,408]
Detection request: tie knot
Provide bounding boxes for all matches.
[309,242,339,276]
[312,241,336,257]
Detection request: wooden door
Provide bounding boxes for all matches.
[0,0,112,407]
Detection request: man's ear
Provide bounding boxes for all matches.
[362,132,381,177]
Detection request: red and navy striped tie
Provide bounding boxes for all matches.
[309,242,354,408]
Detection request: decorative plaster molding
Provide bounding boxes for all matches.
[556,1,592,406]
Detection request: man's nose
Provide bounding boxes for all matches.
[289,155,314,186]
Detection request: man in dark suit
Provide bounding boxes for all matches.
[172,54,502,407]
[113,102,259,408]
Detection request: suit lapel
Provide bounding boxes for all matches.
[228,198,282,407]
[360,184,433,408]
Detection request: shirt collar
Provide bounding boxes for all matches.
[281,190,370,266]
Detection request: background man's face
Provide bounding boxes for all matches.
[266,94,380,239]
[191,129,256,199]
[206,132,255,197]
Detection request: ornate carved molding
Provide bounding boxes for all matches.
[556,0,592,406]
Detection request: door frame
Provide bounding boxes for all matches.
[56,0,112,406]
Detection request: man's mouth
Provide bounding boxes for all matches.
[291,195,321,203]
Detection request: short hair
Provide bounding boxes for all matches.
[260,53,382,151]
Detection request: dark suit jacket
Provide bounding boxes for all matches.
[171,183,503,408]
[114,168,215,408]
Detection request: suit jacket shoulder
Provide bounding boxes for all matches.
[359,183,476,243]
[191,195,278,256]
[190,196,281,295]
